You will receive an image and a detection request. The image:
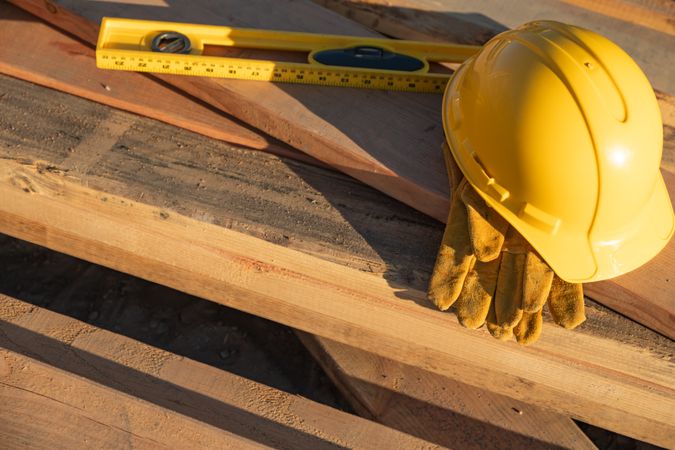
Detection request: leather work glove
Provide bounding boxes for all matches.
[428,144,586,345]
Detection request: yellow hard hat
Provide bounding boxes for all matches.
[442,20,674,283]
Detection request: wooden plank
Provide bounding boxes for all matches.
[11,0,675,340]
[558,0,675,36]
[0,76,672,446]
[0,366,262,448]
[0,386,257,450]
[315,0,675,39]
[311,0,506,44]
[0,295,434,449]
[656,91,675,173]
[296,333,596,449]
[0,4,323,167]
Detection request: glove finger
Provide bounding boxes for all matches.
[522,251,554,313]
[486,299,514,341]
[513,309,543,345]
[501,225,531,254]
[455,257,500,329]
[494,251,525,329]
[441,142,464,192]
[461,184,508,262]
[548,276,586,329]
[428,180,475,311]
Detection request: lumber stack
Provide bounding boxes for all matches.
[10,0,673,340]
[1,73,673,445]
[0,294,436,449]
[0,0,673,447]
[0,7,594,448]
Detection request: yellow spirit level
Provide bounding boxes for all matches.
[96,18,481,93]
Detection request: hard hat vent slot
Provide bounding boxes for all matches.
[471,153,492,179]
[519,203,562,235]
[470,152,510,202]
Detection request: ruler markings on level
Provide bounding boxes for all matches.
[96,18,480,93]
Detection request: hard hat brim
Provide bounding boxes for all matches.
[581,171,674,282]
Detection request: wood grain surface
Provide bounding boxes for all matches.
[0,75,672,446]
[0,5,316,162]
[10,0,452,222]
[0,295,434,449]
[297,333,596,449]
[559,0,675,36]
